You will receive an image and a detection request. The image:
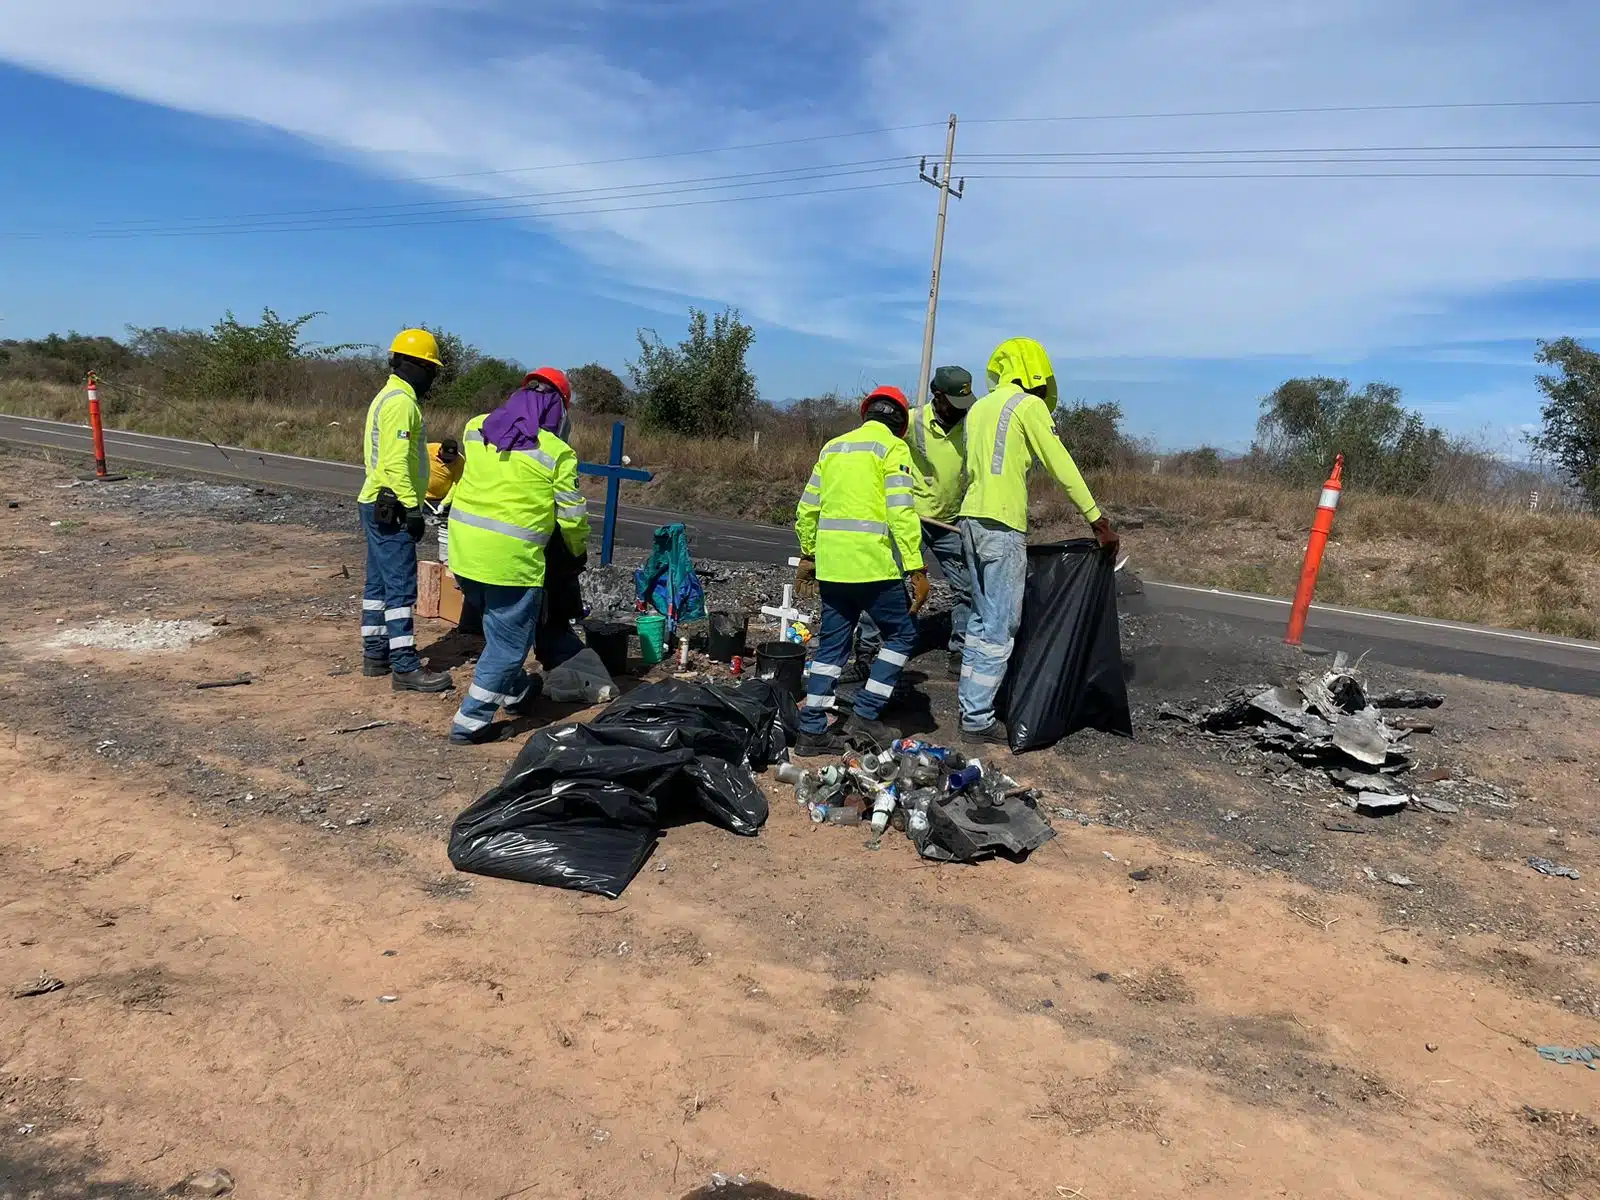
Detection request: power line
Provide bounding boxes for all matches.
[954,143,1600,159]
[958,156,1600,167]
[962,99,1600,125]
[13,178,918,241]
[962,170,1600,179]
[28,158,915,236]
[391,123,942,184]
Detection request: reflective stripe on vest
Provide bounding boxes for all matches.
[990,391,1027,474]
[368,387,409,471]
[464,427,557,470]
[822,441,891,458]
[450,509,551,545]
[818,517,889,535]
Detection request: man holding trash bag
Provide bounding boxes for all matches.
[956,338,1118,747]
[793,386,930,754]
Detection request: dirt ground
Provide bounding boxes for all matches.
[3,454,1599,1200]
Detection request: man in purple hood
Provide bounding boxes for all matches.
[445,367,590,743]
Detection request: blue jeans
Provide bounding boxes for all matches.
[957,517,1028,731]
[451,580,544,737]
[857,520,972,657]
[360,501,421,674]
[799,580,918,734]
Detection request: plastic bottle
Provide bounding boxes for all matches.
[947,763,983,794]
[869,786,896,834]
[774,763,806,786]
[826,806,862,825]
[795,773,817,808]
[907,805,930,838]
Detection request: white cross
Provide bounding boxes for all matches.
[761,565,814,641]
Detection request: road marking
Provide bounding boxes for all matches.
[1145,580,1600,653]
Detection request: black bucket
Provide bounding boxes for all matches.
[708,611,748,662]
[582,620,632,678]
[755,640,806,699]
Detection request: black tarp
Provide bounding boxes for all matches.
[447,679,792,898]
[999,538,1133,753]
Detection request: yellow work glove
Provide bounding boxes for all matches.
[907,569,931,615]
[794,556,818,601]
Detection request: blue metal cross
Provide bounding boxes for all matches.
[577,421,653,566]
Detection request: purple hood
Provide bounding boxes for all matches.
[481,385,570,453]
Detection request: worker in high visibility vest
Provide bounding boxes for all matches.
[956,337,1118,746]
[358,328,454,693]
[446,370,589,744]
[424,437,464,510]
[793,386,930,754]
[855,365,976,681]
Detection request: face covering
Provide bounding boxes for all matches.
[481,383,570,452]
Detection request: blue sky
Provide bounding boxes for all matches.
[4,0,1600,451]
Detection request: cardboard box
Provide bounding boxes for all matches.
[439,570,465,624]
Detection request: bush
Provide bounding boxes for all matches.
[568,363,633,415]
[1253,377,1452,495]
[631,307,759,438]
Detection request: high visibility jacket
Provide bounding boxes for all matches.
[795,420,924,583]
[958,338,1101,532]
[426,442,465,503]
[447,415,589,588]
[905,402,966,522]
[358,375,429,508]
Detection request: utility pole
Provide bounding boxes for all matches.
[915,114,964,406]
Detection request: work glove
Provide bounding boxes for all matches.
[373,487,402,529]
[406,510,426,542]
[794,556,818,601]
[1090,517,1120,554]
[907,569,931,615]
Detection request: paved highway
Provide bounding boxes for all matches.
[5,412,1598,697]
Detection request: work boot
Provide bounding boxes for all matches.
[945,651,962,679]
[362,657,391,677]
[506,677,544,718]
[842,713,895,749]
[960,720,1010,748]
[449,722,506,746]
[794,725,848,756]
[393,667,454,694]
[838,659,870,686]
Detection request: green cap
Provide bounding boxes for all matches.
[931,365,975,408]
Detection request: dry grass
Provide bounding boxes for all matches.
[3,379,1596,638]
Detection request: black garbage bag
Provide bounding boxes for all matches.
[999,538,1133,753]
[447,678,786,897]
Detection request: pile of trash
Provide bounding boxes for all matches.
[447,678,794,898]
[778,738,1056,863]
[1157,658,1461,816]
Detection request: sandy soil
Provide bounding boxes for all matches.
[2,457,1598,1200]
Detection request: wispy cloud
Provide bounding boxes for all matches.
[4,0,1600,368]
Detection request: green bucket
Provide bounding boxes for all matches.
[636,613,667,665]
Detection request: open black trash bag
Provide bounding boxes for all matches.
[999,538,1133,753]
[447,678,788,898]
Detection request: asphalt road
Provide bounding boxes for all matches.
[5,412,1599,698]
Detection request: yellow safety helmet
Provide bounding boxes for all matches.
[389,328,443,367]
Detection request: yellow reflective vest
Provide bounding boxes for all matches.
[446,415,589,588]
[795,420,924,584]
[958,338,1101,532]
[905,402,966,522]
[358,375,428,507]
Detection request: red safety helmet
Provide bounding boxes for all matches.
[524,366,572,405]
[859,385,909,419]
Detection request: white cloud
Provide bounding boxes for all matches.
[4,0,1600,367]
